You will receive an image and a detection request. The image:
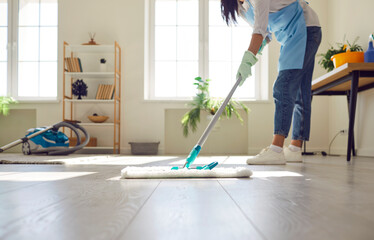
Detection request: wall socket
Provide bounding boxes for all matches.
[340,129,348,135]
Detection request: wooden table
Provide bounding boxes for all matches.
[312,63,374,161]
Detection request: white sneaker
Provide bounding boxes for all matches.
[284,146,302,163]
[246,147,286,165]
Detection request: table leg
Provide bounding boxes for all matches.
[346,91,356,156]
[347,71,359,161]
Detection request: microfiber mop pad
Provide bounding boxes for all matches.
[121,76,251,179]
[120,167,252,179]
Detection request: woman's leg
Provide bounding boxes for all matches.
[272,68,303,147]
[291,27,322,143]
[247,27,322,165]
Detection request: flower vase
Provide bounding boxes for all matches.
[100,63,107,72]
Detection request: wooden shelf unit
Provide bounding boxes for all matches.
[63,41,122,154]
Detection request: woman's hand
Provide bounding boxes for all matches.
[236,50,258,86]
[236,33,264,86]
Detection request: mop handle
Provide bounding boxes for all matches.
[197,76,242,147]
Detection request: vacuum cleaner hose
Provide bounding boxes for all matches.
[48,121,90,155]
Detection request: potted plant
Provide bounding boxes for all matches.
[181,77,249,137]
[319,37,363,72]
[0,96,17,116]
[72,79,88,99]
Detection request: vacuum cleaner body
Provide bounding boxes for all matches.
[0,121,90,156]
[23,127,70,155]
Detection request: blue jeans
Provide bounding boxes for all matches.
[273,27,322,141]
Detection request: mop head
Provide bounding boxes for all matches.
[120,166,252,179]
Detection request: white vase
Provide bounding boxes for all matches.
[100,63,107,72]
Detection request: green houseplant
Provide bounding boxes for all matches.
[0,96,17,116]
[181,77,249,137]
[319,37,363,72]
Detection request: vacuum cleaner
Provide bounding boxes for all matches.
[0,121,89,155]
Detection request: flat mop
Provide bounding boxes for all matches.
[121,76,252,179]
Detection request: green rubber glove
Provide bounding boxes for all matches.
[236,51,258,86]
[257,38,267,55]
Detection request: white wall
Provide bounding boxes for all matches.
[5,0,335,155]
[326,0,374,156]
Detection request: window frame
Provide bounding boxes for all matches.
[147,0,265,101]
[3,0,58,101]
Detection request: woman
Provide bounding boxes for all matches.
[221,0,321,164]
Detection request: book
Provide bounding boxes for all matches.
[74,58,81,72]
[73,58,78,72]
[95,84,115,100]
[109,85,115,99]
[65,58,72,72]
[96,84,103,99]
[77,58,83,72]
[68,58,74,72]
[104,85,110,99]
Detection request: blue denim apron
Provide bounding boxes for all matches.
[243,0,307,71]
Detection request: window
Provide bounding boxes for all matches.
[0,0,58,100]
[148,0,264,100]
[0,0,7,96]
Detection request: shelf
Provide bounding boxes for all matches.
[63,41,121,154]
[65,72,116,78]
[79,123,114,126]
[66,45,115,53]
[83,146,114,150]
[64,99,114,103]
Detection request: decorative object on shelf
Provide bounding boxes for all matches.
[72,79,88,100]
[65,57,83,72]
[88,113,109,123]
[0,96,17,116]
[365,33,374,63]
[96,84,115,99]
[319,37,364,72]
[181,77,249,137]
[129,142,160,155]
[82,32,98,45]
[100,58,107,72]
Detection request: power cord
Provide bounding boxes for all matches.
[328,129,347,156]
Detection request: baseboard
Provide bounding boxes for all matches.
[357,148,374,157]
[326,148,347,156]
[302,147,374,157]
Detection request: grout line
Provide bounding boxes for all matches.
[116,180,162,240]
[217,180,268,240]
